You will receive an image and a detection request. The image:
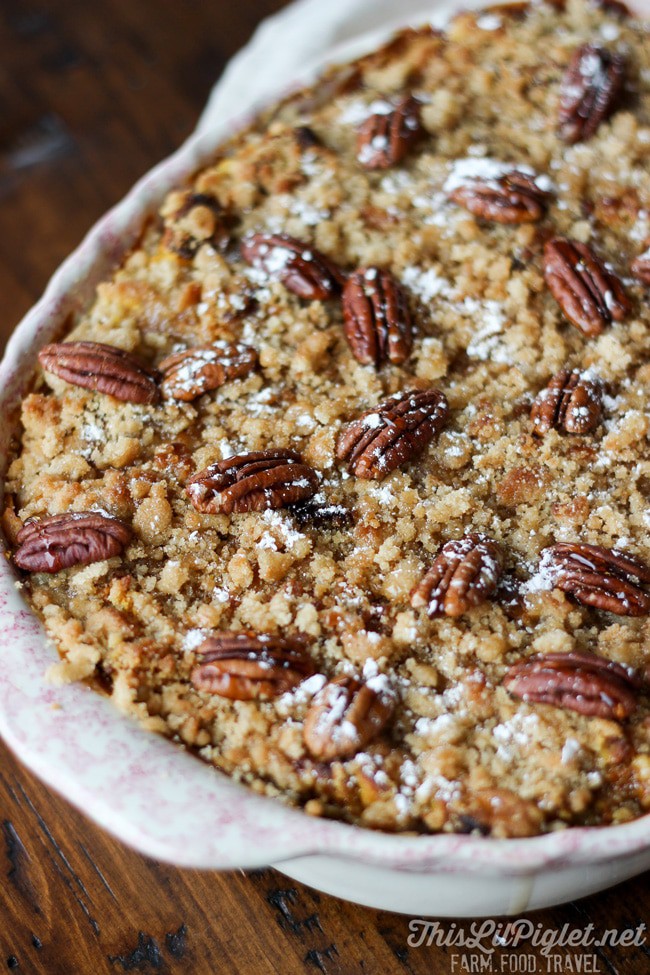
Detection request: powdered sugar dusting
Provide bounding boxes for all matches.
[444,157,553,195]
[401,266,451,302]
[462,299,510,363]
[476,13,502,30]
[339,98,394,125]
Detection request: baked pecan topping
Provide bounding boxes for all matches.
[160,190,230,258]
[530,369,603,436]
[191,632,315,700]
[558,44,626,144]
[240,233,345,300]
[631,250,650,285]
[542,542,650,616]
[336,388,449,480]
[543,237,629,337]
[186,449,319,514]
[342,267,413,367]
[38,341,160,404]
[448,171,551,224]
[411,534,502,618]
[13,512,132,573]
[303,675,397,761]
[504,651,640,720]
[356,95,423,170]
[159,342,258,401]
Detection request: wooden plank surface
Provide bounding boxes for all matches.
[0,2,648,972]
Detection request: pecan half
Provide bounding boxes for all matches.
[159,342,258,401]
[160,190,231,258]
[631,250,650,285]
[240,233,345,300]
[543,237,629,337]
[356,95,424,170]
[542,542,650,616]
[336,388,449,480]
[191,632,315,700]
[38,341,160,404]
[558,44,626,144]
[530,369,603,436]
[342,267,413,367]
[504,651,640,720]
[411,534,502,617]
[448,171,551,224]
[303,675,396,761]
[187,449,319,514]
[13,512,132,573]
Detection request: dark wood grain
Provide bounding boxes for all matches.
[0,2,648,973]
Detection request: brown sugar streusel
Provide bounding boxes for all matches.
[4,0,650,837]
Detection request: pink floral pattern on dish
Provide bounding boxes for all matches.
[0,0,649,896]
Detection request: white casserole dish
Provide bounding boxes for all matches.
[1,0,649,917]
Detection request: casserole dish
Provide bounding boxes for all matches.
[1,0,649,916]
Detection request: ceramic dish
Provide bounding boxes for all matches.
[1,0,650,917]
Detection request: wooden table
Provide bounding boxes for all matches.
[0,3,648,972]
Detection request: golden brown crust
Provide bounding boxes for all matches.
[5,0,650,835]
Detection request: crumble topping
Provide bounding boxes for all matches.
[3,0,650,837]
